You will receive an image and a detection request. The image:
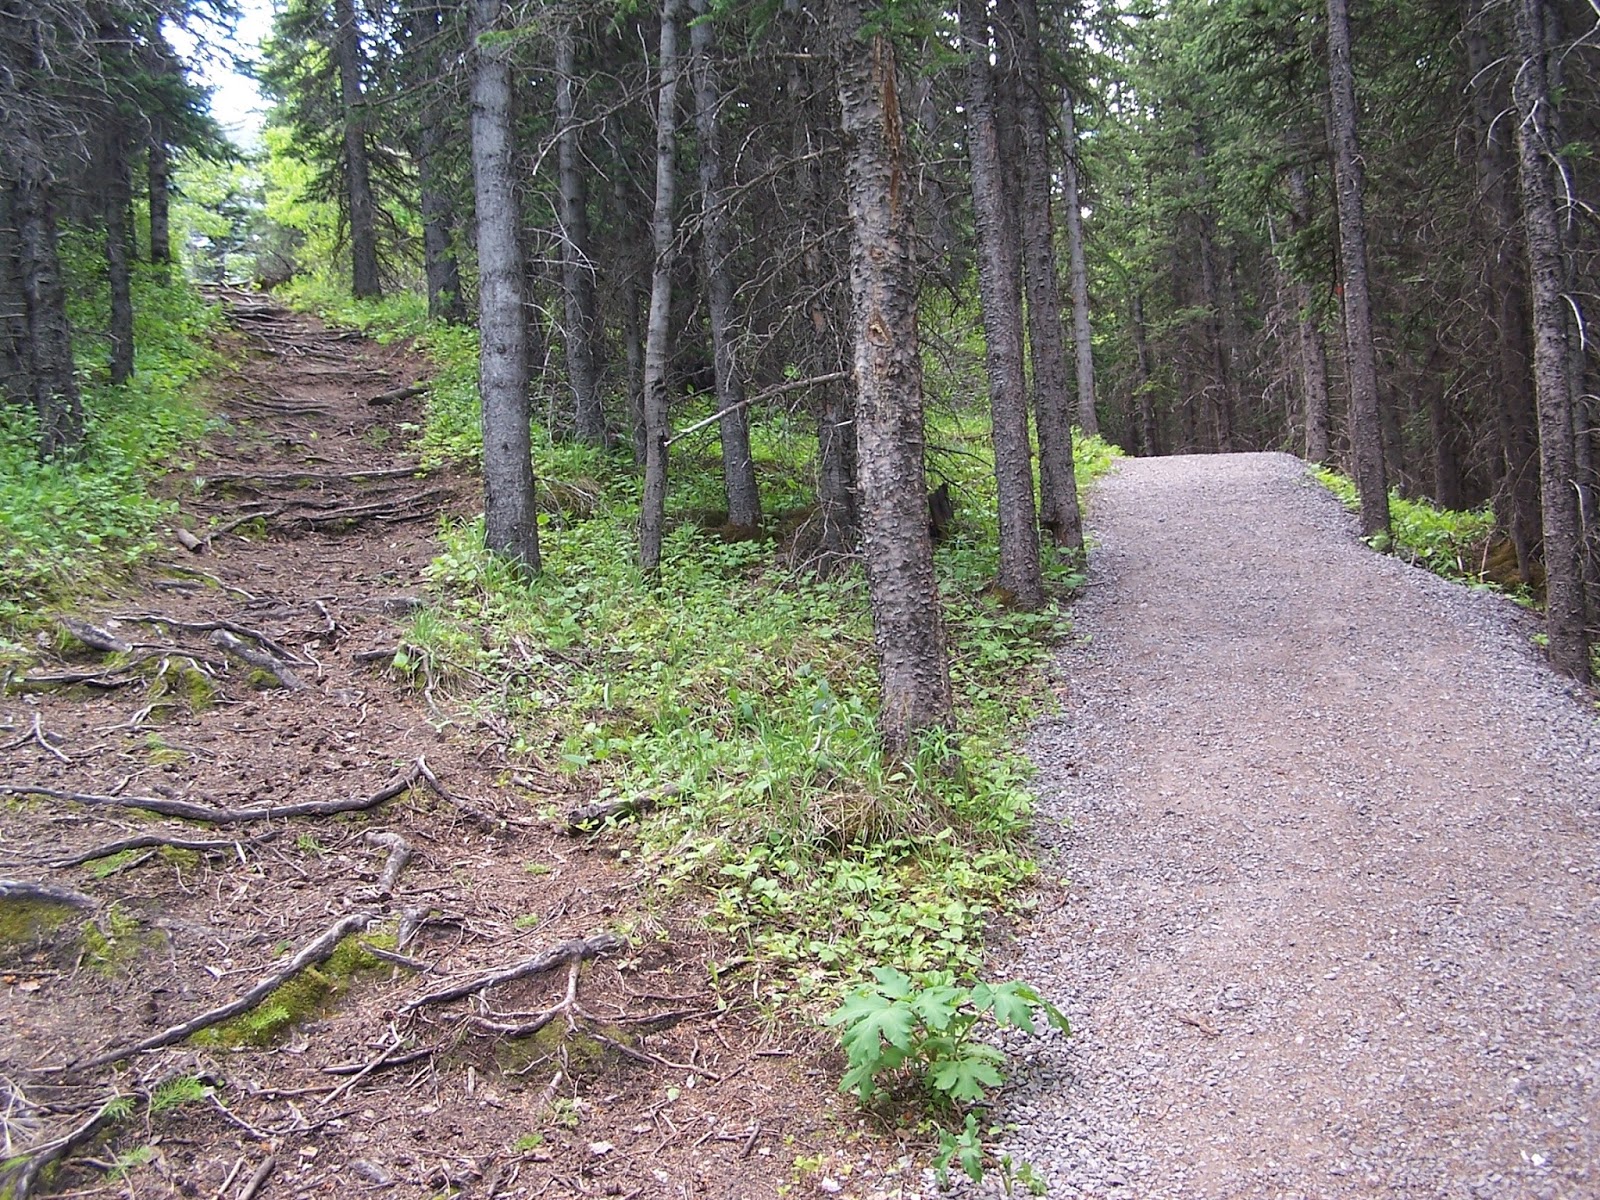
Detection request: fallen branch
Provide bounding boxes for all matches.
[117,613,303,665]
[565,793,660,834]
[236,1155,276,1200]
[3,1094,125,1200]
[210,629,306,690]
[0,879,96,908]
[2,760,429,824]
[49,831,278,869]
[664,372,849,446]
[367,383,429,406]
[72,911,377,1070]
[364,831,412,897]
[401,932,627,1012]
[201,509,284,547]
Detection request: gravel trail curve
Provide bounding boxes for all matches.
[988,452,1600,1199]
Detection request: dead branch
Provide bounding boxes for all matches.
[364,831,412,897]
[57,619,131,654]
[565,793,660,834]
[209,629,306,690]
[322,1028,407,1105]
[2,760,429,824]
[3,1094,125,1200]
[401,932,627,1012]
[236,1155,276,1200]
[201,509,285,546]
[367,383,429,406]
[664,372,850,446]
[26,714,69,763]
[0,880,95,908]
[117,613,303,665]
[49,831,278,869]
[72,911,377,1070]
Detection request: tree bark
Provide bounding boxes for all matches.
[468,0,539,570]
[104,123,134,386]
[1324,0,1389,537]
[12,152,81,456]
[147,133,170,268]
[639,0,684,573]
[334,0,381,299]
[690,0,760,531]
[831,0,953,761]
[961,0,1043,610]
[555,21,605,443]
[1008,0,1082,553]
[1512,0,1590,681]
[1060,89,1099,438]
[1130,287,1160,457]
[1286,166,1331,465]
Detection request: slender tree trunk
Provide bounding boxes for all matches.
[639,0,684,573]
[1130,288,1160,456]
[1195,205,1234,451]
[1325,0,1389,537]
[104,124,134,386]
[418,108,463,322]
[1060,89,1099,437]
[831,0,952,760]
[12,154,82,456]
[468,0,539,570]
[1285,166,1331,464]
[961,0,1042,610]
[1008,0,1082,553]
[690,0,760,531]
[334,0,381,299]
[148,133,170,268]
[555,21,605,443]
[1512,0,1589,681]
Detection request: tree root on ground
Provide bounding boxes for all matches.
[400,932,627,1012]
[48,831,279,869]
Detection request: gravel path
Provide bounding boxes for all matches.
[985,452,1600,1199]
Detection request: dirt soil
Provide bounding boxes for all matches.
[0,294,915,1200]
[979,452,1600,1199]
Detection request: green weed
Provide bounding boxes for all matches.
[1311,467,1497,584]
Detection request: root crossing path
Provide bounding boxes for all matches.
[999,453,1600,1200]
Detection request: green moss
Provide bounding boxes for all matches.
[192,935,385,1047]
[82,904,148,975]
[157,845,201,870]
[0,898,79,946]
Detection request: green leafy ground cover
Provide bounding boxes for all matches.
[320,294,1121,1007]
[0,255,218,627]
[1312,467,1500,585]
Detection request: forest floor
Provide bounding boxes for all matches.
[0,295,910,1200]
[973,453,1600,1199]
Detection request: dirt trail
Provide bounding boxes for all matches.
[992,453,1600,1199]
[0,295,840,1200]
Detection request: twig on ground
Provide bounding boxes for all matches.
[27,714,70,764]
[322,1027,407,1105]
[70,911,377,1070]
[236,1155,275,1200]
[3,759,431,824]
[202,509,285,546]
[49,831,278,869]
[401,933,626,1012]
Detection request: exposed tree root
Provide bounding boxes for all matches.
[2,1093,126,1200]
[48,831,279,869]
[0,880,95,908]
[401,933,627,1012]
[209,628,306,690]
[71,910,379,1070]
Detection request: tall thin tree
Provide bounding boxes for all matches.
[1060,87,1099,438]
[555,18,605,442]
[334,0,381,298]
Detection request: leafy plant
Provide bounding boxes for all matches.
[827,966,1069,1185]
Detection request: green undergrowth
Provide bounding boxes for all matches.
[0,257,219,628]
[289,292,1121,1007]
[1312,467,1501,586]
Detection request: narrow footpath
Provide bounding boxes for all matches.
[995,453,1600,1199]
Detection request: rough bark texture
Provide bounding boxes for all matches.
[831,0,953,761]
[1130,288,1160,457]
[555,22,604,444]
[147,133,170,267]
[1060,89,1099,438]
[1325,0,1389,538]
[1467,20,1542,582]
[690,0,760,532]
[104,123,134,386]
[639,0,683,573]
[1009,0,1082,553]
[334,0,381,299]
[12,152,81,456]
[468,0,539,570]
[1511,0,1590,682]
[961,0,1043,610]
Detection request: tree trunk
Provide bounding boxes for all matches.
[1285,165,1330,464]
[1195,203,1234,452]
[961,0,1042,610]
[1060,90,1099,437]
[690,0,760,532]
[1130,288,1160,457]
[639,0,684,574]
[468,0,539,570]
[418,106,463,322]
[148,133,170,268]
[334,0,381,299]
[831,0,952,761]
[1325,0,1389,537]
[104,124,134,386]
[12,154,82,456]
[555,21,605,443]
[1421,343,1463,510]
[1512,0,1589,681]
[1008,0,1082,553]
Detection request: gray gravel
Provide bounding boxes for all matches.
[966,452,1600,1199]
